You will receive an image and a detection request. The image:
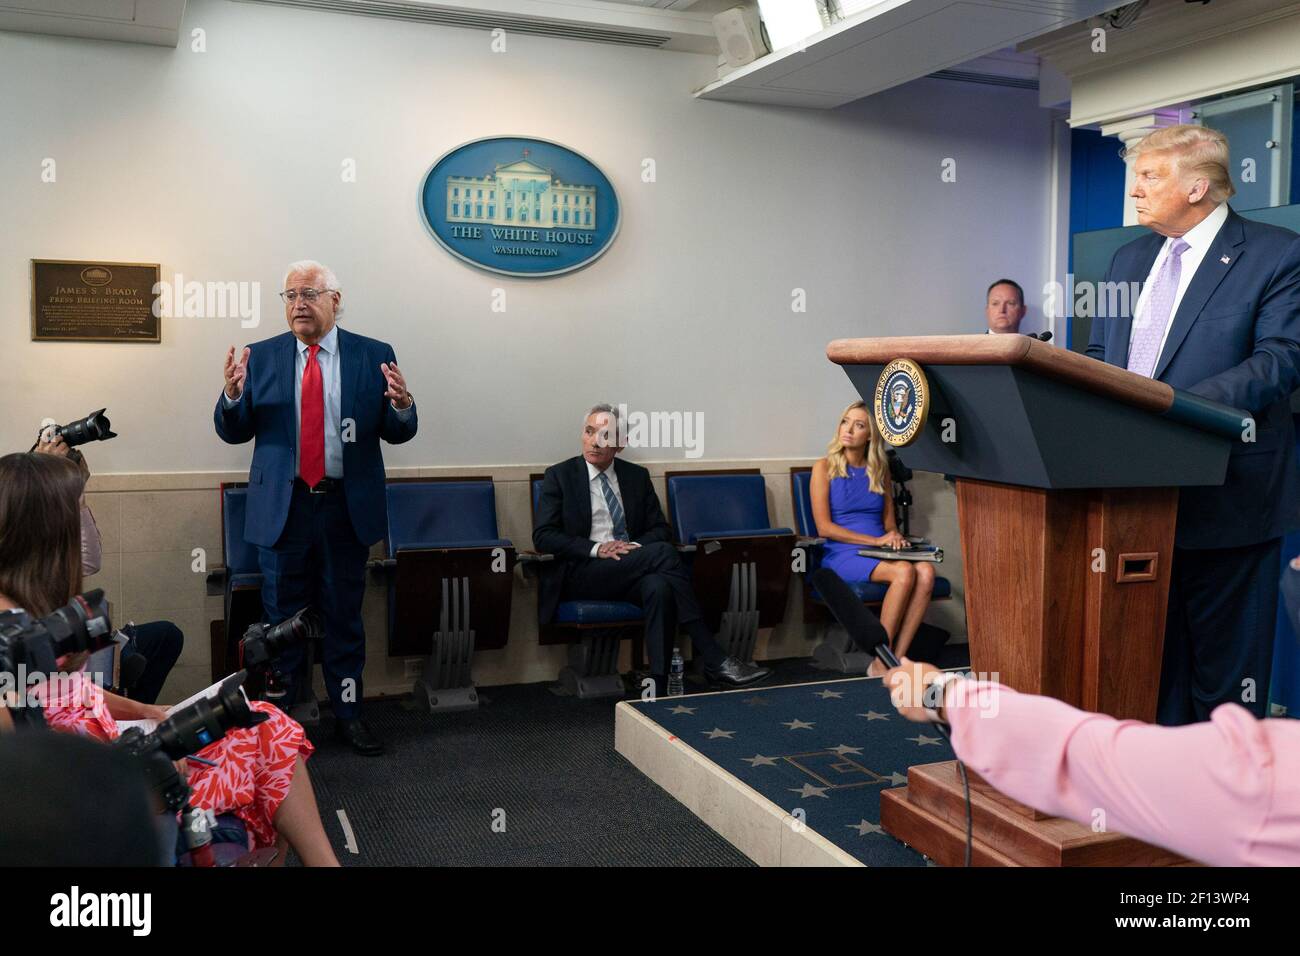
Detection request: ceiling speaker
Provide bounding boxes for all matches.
[712,5,768,68]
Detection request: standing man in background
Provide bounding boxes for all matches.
[985,279,1027,334]
[215,260,417,755]
[1086,125,1300,725]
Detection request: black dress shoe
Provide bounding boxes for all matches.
[334,718,385,756]
[703,656,771,687]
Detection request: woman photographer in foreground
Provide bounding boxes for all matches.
[0,452,339,866]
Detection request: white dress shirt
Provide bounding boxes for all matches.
[587,459,625,557]
[1128,201,1229,371]
[223,325,413,480]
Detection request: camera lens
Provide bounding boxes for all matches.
[56,409,116,448]
[45,590,112,658]
[152,672,266,760]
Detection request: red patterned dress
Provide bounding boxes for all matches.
[40,672,314,849]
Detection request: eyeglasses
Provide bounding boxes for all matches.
[279,288,336,303]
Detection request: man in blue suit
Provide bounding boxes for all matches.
[1086,125,1300,724]
[215,260,417,754]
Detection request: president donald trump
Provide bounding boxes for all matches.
[216,260,417,754]
[1087,125,1300,725]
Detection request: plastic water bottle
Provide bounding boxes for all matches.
[667,648,685,697]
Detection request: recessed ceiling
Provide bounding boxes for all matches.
[697,0,1119,108]
[0,0,187,46]
[589,0,730,10]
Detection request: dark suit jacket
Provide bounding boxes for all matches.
[213,327,418,548]
[1086,207,1300,549]
[532,455,672,624]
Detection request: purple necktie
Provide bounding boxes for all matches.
[1127,237,1190,378]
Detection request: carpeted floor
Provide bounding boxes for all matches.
[629,672,956,866]
[296,647,970,866]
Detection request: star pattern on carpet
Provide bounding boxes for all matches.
[858,710,891,721]
[789,783,829,799]
[887,771,908,785]
[814,689,844,699]
[847,819,884,836]
[703,727,735,739]
[743,754,779,767]
[907,733,943,746]
[828,744,863,756]
[783,718,815,730]
[668,705,696,715]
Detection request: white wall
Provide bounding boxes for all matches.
[0,0,1054,469]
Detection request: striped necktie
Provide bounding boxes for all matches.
[598,471,628,541]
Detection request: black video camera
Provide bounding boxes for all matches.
[113,671,267,813]
[239,606,322,703]
[0,590,114,730]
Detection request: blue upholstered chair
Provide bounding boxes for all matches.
[663,470,795,665]
[528,475,641,698]
[220,483,265,631]
[789,466,952,671]
[383,478,515,712]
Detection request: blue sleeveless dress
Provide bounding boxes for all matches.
[822,464,887,584]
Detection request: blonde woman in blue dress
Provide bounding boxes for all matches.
[810,401,935,677]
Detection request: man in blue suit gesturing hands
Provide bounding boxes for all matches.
[216,260,418,754]
[1087,125,1300,725]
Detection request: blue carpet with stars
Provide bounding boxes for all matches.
[629,675,955,865]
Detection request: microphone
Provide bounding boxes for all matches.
[811,567,950,738]
[810,568,899,669]
[1026,330,1053,342]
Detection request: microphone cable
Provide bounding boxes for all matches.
[874,640,972,868]
[812,567,974,866]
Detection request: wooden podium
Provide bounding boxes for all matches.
[828,334,1248,867]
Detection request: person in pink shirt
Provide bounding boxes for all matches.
[884,658,1300,866]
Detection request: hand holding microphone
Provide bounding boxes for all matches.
[810,567,952,735]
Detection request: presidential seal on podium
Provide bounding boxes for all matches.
[874,357,930,447]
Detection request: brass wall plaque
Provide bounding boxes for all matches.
[31,260,161,342]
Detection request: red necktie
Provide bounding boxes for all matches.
[299,344,325,488]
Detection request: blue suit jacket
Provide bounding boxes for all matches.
[1086,208,1300,549]
[213,327,418,548]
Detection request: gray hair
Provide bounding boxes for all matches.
[283,259,344,317]
[1123,124,1236,205]
[584,403,620,429]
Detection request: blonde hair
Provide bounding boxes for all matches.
[824,401,890,494]
[1123,124,1236,204]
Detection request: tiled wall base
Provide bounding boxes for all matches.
[82,461,967,704]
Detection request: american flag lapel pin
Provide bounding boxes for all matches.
[1220,255,1231,264]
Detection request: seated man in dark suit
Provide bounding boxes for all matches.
[533,404,770,696]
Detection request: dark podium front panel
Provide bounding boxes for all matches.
[841,363,1231,489]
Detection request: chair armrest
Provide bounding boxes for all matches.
[516,550,554,580]
[205,568,227,597]
[367,557,397,580]
[795,536,826,548]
